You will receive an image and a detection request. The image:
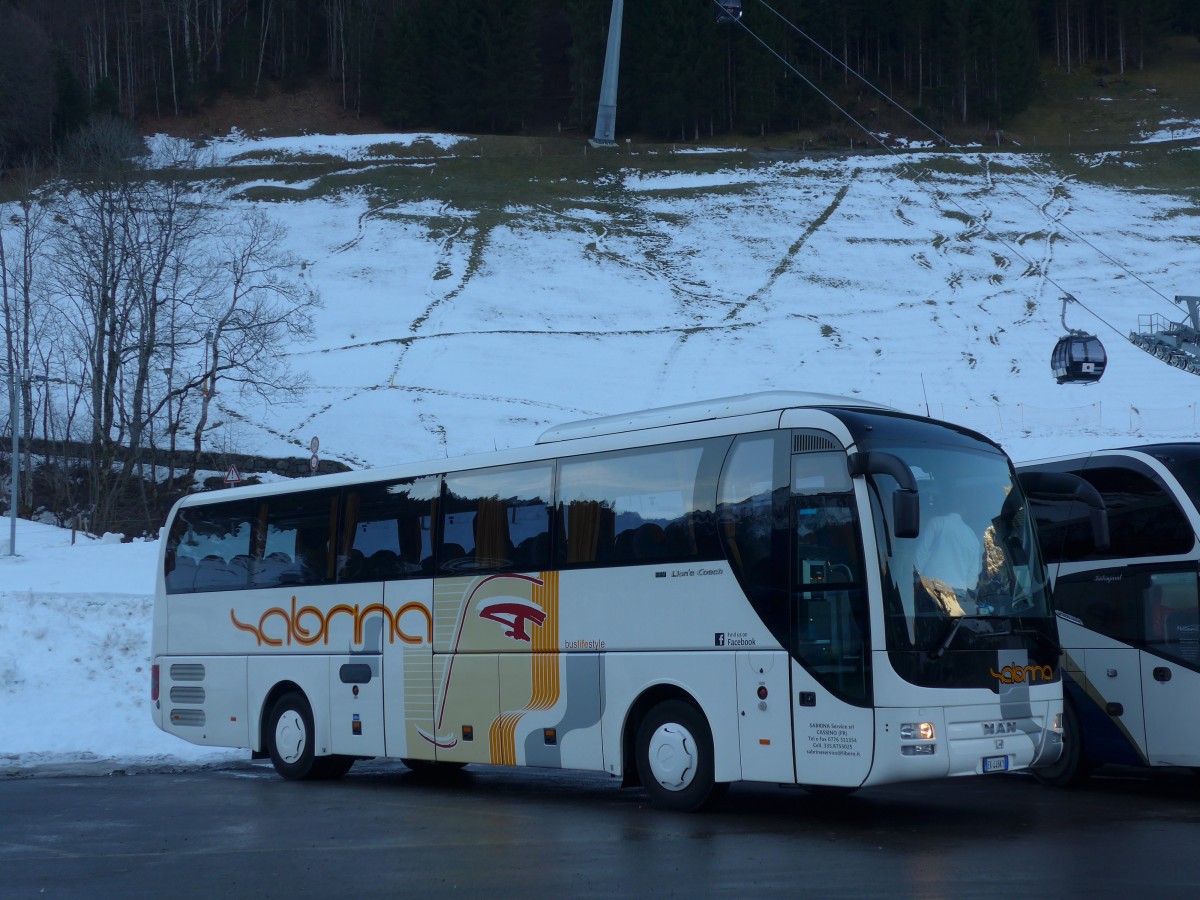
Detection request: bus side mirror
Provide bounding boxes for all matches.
[893,490,920,539]
[848,451,921,539]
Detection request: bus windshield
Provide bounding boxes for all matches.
[830,411,1052,656]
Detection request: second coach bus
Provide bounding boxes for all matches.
[1019,443,1200,785]
[152,392,1062,810]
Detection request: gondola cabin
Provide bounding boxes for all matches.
[716,0,742,23]
[1051,333,1107,384]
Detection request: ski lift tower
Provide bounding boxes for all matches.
[1131,295,1200,375]
[589,0,624,148]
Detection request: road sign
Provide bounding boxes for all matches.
[310,436,320,454]
[224,464,242,485]
[309,453,319,473]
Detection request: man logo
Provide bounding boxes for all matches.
[715,633,726,647]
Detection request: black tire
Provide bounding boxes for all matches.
[635,699,727,812]
[266,691,318,780]
[311,755,356,780]
[266,693,356,781]
[1033,700,1090,788]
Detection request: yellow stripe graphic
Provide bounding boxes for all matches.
[490,571,561,763]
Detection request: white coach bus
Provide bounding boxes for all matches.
[152,392,1062,810]
[1018,443,1200,785]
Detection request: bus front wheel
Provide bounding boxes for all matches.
[266,692,354,780]
[635,699,727,812]
[1033,701,1089,788]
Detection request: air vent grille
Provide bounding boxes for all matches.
[170,709,206,727]
[170,686,206,704]
[170,664,205,682]
[792,432,838,454]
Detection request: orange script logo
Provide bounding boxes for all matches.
[230,597,432,647]
[990,663,1054,685]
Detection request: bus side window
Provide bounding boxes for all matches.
[1142,571,1200,664]
[441,464,553,574]
[168,501,256,593]
[256,490,339,587]
[1053,568,1140,643]
[556,438,729,568]
[716,432,789,639]
[1063,466,1194,561]
[337,477,438,582]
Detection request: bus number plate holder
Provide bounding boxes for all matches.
[983,755,1009,773]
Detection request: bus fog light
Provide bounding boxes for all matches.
[901,744,936,756]
[900,722,935,741]
[1052,712,1063,732]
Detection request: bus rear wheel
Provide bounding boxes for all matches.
[1033,701,1089,788]
[635,700,727,812]
[266,692,353,781]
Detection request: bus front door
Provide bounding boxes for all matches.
[1139,567,1200,767]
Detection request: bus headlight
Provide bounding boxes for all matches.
[1051,712,1063,732]
[900,722,936,741]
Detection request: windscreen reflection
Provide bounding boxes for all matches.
[872,445,1051,653]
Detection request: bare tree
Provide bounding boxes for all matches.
[0,161,52,515]
[188,207,319,477]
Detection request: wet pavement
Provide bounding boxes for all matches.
[3,760,1200,897]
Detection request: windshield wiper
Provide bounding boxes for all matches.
[928,615,964,660]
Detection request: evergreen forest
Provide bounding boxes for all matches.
[2,0,1199,159]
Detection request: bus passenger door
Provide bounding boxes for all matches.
[1138,568,1200,766]
[1082,647,1146,764]
[1054,570,1147,766]
[789,468,874,788]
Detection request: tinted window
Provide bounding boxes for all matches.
[442,464,554,574]
[1064,466,1193,561]
[1054,568,1140,644]
[557,437,730,567]
[166,491,341,593]
[1142,569,1200,666]
[254,491,339,587]
[338,477,439,581]
[717,432,789,638]
[166,500,257,593]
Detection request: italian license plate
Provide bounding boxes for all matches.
[983,755,1009,773]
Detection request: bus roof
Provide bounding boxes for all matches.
[536,391,895,444]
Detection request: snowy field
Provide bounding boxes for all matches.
[2,125,1199,772]
[0,520,242,774]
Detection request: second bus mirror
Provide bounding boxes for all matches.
[894,490,920,539]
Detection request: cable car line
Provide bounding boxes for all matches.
[718,5,1092,322]
[748,0,1176,314]
[722,0,1192,379]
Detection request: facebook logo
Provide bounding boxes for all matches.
[715,633,725,647]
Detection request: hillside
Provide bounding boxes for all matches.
[123,117,1199,478]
